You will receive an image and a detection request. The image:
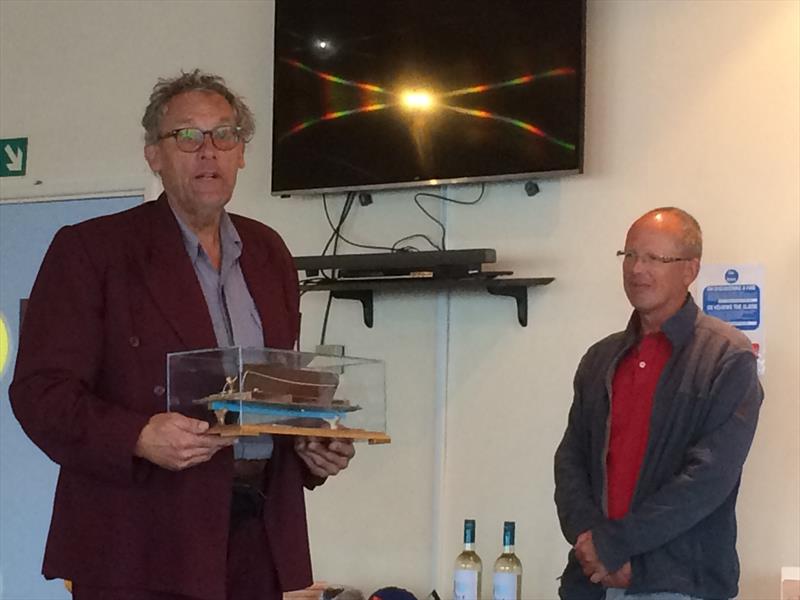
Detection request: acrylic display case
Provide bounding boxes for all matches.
[167,347,389,443]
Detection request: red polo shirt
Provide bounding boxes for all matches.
[607,332,672,520]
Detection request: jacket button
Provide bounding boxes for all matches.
[129,336,140,348]
[153,385,165,397]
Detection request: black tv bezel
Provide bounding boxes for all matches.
[270,0,587,197]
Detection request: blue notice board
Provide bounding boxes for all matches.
[702,283,761,330]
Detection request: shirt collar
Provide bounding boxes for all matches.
[219,211,243,265]
[172,207,242,267]
[624,293,698,349]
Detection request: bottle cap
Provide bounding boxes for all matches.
[464,519,476,544]
[503,521,516,546]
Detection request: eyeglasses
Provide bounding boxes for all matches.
[158,125,245,152]
[616,250,693,265]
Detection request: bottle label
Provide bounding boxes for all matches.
[492,573,517,600]
[454,570,479,600]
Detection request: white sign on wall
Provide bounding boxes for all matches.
[695,264,765,375]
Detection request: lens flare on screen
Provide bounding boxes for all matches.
[278,57,576,150]
[442,68,575,98]
[281,58,389,93]
[400,90,435,112]
[0,313,10,377]
[282,104,390,139]
[442,106,575,151]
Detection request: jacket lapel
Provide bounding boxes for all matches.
[238,232,273,347]
[237,223,299,350]
[138,194,217,350]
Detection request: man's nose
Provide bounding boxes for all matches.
[197,132,217,157]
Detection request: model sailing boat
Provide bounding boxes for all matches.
[195,363,389,443]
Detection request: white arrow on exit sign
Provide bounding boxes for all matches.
[4,145,23,171]
[1,137,28,177]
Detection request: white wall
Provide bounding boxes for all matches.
[0,1,797,599]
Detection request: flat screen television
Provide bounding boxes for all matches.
[271,0,586,195]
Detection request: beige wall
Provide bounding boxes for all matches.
[1,1,797,599]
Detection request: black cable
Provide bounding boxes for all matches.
[322,193,394,253]
[412,183,486,250]
[391,234,441,252]
[316,183,485,342]
[413,194,447,250]
[320,291,334,345]
[319,192,356,344]
[321,192,354,259]
[428,183,486,206]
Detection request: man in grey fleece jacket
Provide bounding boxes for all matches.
[554,207,762,600]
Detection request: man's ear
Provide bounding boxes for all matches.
[144,144,161,174]
[684,258,701,287]
[238,143,246,170]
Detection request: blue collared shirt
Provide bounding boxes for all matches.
[174,208,273,459]
[175,211,263,348]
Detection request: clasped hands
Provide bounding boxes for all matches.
[294,436,355,478]
[135,412,355,477]
[574,530,631,589]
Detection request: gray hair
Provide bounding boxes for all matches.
[142,69,255,145]
[642,206,703,259]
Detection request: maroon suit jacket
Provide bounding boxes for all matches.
[10,195,316,600]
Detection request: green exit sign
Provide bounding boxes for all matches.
[1,137,28,177]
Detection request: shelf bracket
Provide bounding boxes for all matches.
[301,276,552,328]
[486,284,528,327]
[331,289,374,328]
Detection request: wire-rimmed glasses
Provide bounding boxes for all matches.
[616,250,693,265]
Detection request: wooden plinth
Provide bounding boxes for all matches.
[208,423,391,445]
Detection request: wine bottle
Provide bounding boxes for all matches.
[454,519,482,600]
[492,521,522,600]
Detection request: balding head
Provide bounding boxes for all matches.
[633,207,703,260]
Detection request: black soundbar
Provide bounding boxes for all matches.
[294,248,497,279]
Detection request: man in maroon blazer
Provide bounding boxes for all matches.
[9,70,354,600]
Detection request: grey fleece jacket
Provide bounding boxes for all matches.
[554,295,762,600]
